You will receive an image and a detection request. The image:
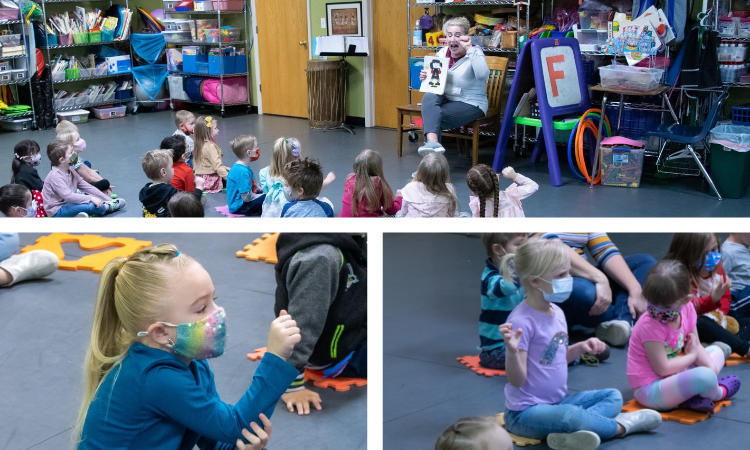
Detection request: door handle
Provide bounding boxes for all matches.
[300,40,307,46]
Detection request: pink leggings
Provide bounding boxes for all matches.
[634,346,725,411]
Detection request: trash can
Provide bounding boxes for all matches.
[709,125,750,198]
[306,59,347,130]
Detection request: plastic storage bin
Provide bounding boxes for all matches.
[107,55,131,74]
[183,53,207,73]
[208,54,234,74]
[204,28,220,43]
[168,75,188,100]
[732,104,750,125]
[212,0,243,10]
[0,7,18,21]
[92,105,126,119]
[194,19,218,41]
[163,19,192,31]
[56,109,90,123]
[710,143,750,198]
[164,0,180,12]
[220,27,240,42]
[600,147,645,187]
[10,69,25,81]
[599,65,664,92]
[0,117,31,131]
[163,30,192,43]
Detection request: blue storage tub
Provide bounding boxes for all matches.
[209,54,235,75]
[183,54,207,73]
[409,57,423,89]
[234,54,247,73]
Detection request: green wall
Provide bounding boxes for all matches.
[309,0,366,119]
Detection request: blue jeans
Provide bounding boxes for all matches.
[504,389,622,440]
[560,253,656,328]
[0,233,20,261]
[54,202,107,217]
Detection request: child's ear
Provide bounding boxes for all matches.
[491,243,505,257]
[146,323,173,347]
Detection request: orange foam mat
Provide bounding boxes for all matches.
[457,355,506,377]
[247,346,366,391]
[21,233,152,273]
[496,413,542,447]
[236,233,279,264]
[621,399,731,425]
[725,353,750,366]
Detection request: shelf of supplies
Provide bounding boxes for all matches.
[40,39,129,49]
[167,40,246,46]
[591,100,668,111]
[175,99,250,106]
[408,1,515,6]
[0,111,32,120]
[169,10,245,15]
[169,71,248,77]
[0,77,27,86]
[719,36,750,42]
[0,54,27,59]
[0,20,22,25]
[722,82,750,87]
[54,96,134,112]
[53,72,131,84]
[409,45,516,53]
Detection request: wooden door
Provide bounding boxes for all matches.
[256,0,309,117]
[373,2,432,128]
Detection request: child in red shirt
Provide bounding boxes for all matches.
[161,135,195,192]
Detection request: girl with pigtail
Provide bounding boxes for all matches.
[75,244,301,450]
[340,149,402,217]
[465,164,538,218]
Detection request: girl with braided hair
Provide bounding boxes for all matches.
[466,164,538,218]
[75,244,301,450]
[435,416,513,450]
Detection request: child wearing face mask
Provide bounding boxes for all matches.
[41,140,124,217]
[75,244,301,450]
[193,115,230,194]
[627,259,741,413]
[664,233,750,360]
[500,238,661,450]
[280,157,335,218]
[10,140,46,217]
[477,233,529,370]
[227,135,266,216]
[0,184,36,217]
[139,149,204,218]
[57,129,113,195]
[160,135,197,193]
[173,110,196,168]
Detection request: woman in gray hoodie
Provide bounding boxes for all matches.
[418,17,490,156]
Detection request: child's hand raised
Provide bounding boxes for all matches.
[502,167,518,180]
[267,310,301,361]
[323,171,336,188]
[195,176,205,190]
[235,413,272,450]
[711,275,731,303]
[499,323,522,353]
[582,337,607,355]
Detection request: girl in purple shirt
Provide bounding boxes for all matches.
[499,238,662,450]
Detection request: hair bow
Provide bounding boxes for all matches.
[205,116,213,128]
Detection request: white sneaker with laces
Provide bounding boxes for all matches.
[595,320,632,347]
[547,431,600,450]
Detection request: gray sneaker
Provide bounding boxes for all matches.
[105,198,126,214]
[595,320,632,347]
[711,342,732,360]
[417,141,445,156]
[547,431,600,450]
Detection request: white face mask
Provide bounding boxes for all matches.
[29,154,42,166]
[537,276,574,303]
[16,205,35,218]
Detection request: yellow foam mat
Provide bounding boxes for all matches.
[496,413,542,447]
[236,233,279,264]
[21,233,152,273]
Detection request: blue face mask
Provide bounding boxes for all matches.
[700,251,722,272]
[537,276,574,303]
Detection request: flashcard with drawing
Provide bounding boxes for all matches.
[420,56,449,95]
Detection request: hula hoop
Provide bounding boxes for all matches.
[566,109,611,184]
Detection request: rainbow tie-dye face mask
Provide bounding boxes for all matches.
[141,307,227,360]
[647,302,681,324]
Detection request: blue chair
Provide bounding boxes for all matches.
[643,91,728,200]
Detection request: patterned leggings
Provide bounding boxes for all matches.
[634,346,725,411]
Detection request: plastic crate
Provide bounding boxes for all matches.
[92,105,126,120]
[56,109,90,123]
[600,147,645,187]
[606,108,661,141]
[732,104,750,125]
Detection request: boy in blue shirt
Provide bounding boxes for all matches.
[478,233,528,370]
[280,157,335,218]
[227,135,266,216]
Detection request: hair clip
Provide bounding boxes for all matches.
[205,116,213,128]
[174,250,180,256]
[286,138,300,157]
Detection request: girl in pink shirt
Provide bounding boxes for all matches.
[340,149,402,217]
[627,260,741,413]
[466,164,538,218]
[397,153,458,218]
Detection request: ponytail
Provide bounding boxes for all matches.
[73,244,197,446]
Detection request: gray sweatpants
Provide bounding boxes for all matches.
[420,93,485,142]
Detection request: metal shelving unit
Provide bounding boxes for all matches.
[165,1,252,116]
[39,0,134,120]
[0,15,35,128]
[55,96,134,112]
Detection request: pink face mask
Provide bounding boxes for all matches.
[74,138,87,152]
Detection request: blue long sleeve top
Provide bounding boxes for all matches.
[480,258,524,352]
[78,343,298,450]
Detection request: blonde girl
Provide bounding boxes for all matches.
[340,149,401,217]
[435,417,513,450]
[397,153,458,217]
[258,137,335,217]
[193,115,230,194]
[74,244,301,450]
[466,164,538,218]
[57,129,112,195]
[499,238,661,450]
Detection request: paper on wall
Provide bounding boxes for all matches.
[420,56,449,95]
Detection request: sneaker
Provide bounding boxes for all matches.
[547,431,600,450]
[580,345,611,367]
[711,342,732,361]
[75,212,89,218]
[417,141,445,156]
[595,320,632,347]
[614,410,662,436]
[105,198,126,214]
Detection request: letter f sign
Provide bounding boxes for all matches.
[545,55,566,98]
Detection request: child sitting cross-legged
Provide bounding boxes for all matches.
[280,157,334,218]
[42,140,125,217]
[139,149,204,218]
[227,135,266,216]
[57,129,112,196]
[627,259,741,413]
[193,115,230,194]
[501,237,661,450]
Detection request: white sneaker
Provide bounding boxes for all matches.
[417,141,445,156]
[75,212,89,218]
[105,198,126,214]
[0,250,58,286]
[595,320,632,347]
[710,342,732,360]
[547,431,600,450]
[614,410,662,436]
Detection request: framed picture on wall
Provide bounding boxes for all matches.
[327,2,362,36]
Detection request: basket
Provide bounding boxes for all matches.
[606,108,661,141]
[732,104,750,125]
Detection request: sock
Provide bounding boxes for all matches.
[721,385,728,399]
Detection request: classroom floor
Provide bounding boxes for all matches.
[1,233,366,450]
[0,111,746,218]
[384,233,750,450]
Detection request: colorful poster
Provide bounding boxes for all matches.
[420,56,449,95]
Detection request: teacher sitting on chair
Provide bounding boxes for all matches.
[418,17,490,156]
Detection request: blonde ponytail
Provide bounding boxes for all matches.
[73,244,197,446]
